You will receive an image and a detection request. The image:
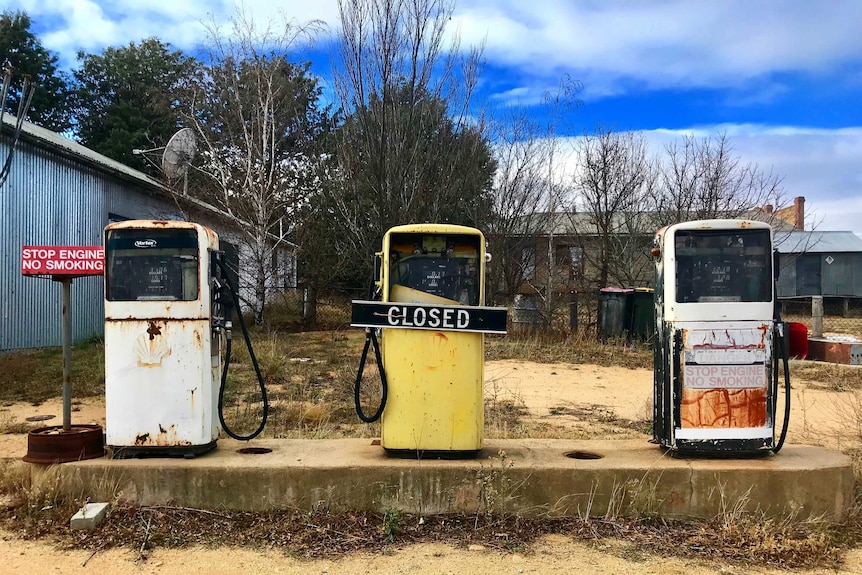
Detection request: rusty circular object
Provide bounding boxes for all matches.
[25,414,56,422]
[565,450,603,460]
[22,424,105,464]
[236,447,272,455]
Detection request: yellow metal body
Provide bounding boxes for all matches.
[379,224,486,455]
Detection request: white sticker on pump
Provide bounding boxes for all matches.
[686,348,767,364]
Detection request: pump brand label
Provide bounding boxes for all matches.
[351,301,507,334]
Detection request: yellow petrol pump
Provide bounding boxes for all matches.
[351,224,507,458]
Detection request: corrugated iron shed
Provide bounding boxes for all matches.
[774,230,862,254]
[0,115,295,350]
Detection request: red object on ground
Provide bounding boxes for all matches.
[788,322,809,359]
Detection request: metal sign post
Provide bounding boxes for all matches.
[60,277,73,431]
[20,245,105,463]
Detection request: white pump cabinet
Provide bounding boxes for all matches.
[103,220,223,457]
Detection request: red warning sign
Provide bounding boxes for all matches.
[21,246,104,277]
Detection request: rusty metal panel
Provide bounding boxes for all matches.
[104,318,219,448]
[675,321,772,436]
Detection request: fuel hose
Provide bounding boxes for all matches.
[772,320,791,454]
[354,328,388,423]
[215,257,269,441]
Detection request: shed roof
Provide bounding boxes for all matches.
[2,113,166,189]
[773,230,862,254]
[1,114,297,250]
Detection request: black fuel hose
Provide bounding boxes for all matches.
[354,328,388,423]
[772,321,791,453]
[215,258,269,441]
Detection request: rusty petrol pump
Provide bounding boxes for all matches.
[351,224,508,458]
[652,219,791,455]
[103,220,267,458]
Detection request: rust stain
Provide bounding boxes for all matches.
[688,327,768,350]
[193,329,202,349]
[136,322,171,366]
[134,433,150,445]
[680,388,767,428]
[146,321,162,340]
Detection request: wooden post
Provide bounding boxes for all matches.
[812,295,824,338]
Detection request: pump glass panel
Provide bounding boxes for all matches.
[105,229,199,301]
[389,233,480,305]
[674,229,771,303]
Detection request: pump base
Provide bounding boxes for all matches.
[108,440,217,459]
[659,438,775,458]
[383,447,481,460]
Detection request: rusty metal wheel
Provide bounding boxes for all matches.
[23,424,105,464]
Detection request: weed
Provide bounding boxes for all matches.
[0,412,33,434]
[474,450,517,524]
[382,507,401,541]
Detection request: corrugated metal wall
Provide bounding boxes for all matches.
[0,137,184,350]
[777,253,862,298]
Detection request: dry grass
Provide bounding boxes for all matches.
[3,322,862,568]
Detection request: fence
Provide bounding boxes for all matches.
[259,290,862,345]
[260,287,607,338]
[779,296,862,340]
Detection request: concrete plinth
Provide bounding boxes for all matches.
[32,439,854,523]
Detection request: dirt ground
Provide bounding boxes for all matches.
[1,359,861,574]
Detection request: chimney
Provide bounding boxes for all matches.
[763,204,773,215]
[794,196,805,230]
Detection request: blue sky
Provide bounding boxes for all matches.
[8,0,862,234]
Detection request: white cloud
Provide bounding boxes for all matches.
[7,0,340,67]
[451,0,862,97]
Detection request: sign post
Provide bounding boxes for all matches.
[21,245,104,431]
[20,245,105,463]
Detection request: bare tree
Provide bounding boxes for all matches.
[653,133,784,227]
[484,108,556,303]
[308,0,492,290]
[564,127,657,293]
[183,10,324,322]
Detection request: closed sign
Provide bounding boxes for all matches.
[351,301,507,334]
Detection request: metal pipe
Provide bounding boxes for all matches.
[61,278,73,431]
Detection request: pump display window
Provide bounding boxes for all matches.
[674,229,772,304]
[388,233,480,306]
[105,229,199,301]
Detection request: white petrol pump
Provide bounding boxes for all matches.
[103,220,267,458]
[652,219,791,456]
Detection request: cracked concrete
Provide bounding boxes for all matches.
[27,438,854,522]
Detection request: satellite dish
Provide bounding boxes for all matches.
[162,128,197,179]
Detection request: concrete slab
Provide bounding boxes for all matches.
[30,439,853,523]
[70,502,110,529]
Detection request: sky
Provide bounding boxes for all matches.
[7,0,862,234]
